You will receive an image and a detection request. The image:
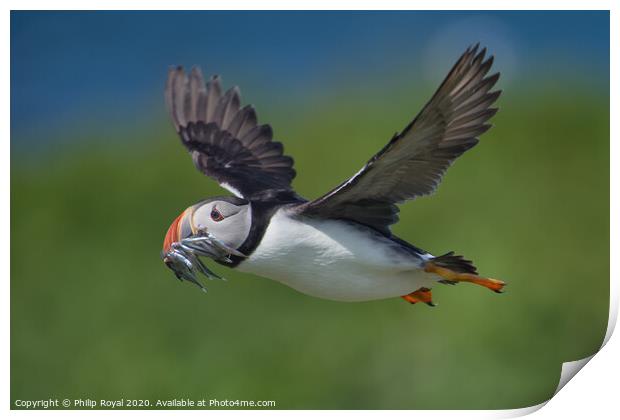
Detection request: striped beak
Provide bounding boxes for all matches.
[161,210,209,291]
[162,212,184,256]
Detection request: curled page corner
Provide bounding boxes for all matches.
[501,291,617,418]
[496,401,548,418]
[552,286,618,396]
[499,351,601,417]
[553,355,595,396]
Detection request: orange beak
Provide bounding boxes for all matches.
[163,212,184,254]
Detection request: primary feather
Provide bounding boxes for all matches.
[165,67,297,201]
[296,44,501,234]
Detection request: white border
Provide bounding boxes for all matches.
[4,2,616,419]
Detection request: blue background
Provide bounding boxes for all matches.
[11,11,609,149]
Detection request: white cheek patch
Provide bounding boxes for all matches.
[191,202,252,249]
[192,203,218,231]
[214,206,251,248]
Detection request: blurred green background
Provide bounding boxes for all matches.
[11,11,609,409]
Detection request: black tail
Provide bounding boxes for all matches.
[432,252,478,275]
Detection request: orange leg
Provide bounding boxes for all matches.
[402,287,436,306]
[424,262,505,293]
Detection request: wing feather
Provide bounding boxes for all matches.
[295,44,501,234]
[166,67,297,200]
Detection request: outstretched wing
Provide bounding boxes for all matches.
[166,67,297,200]
[295,45,501,235]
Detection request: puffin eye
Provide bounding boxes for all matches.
[210,207,225,222]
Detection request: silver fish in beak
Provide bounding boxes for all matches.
[162,207,246,291]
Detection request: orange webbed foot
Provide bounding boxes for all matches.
[402,287,436,306]
[424,262,506,293]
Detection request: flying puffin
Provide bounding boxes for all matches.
[161,44,505,306]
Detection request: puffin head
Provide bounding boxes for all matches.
[162,196,251,288]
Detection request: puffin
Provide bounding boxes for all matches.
[161,44,505,306]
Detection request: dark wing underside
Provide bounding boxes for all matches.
[295,45,501,235]
[166,67,297,201]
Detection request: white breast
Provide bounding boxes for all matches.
[237,209,438,302]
